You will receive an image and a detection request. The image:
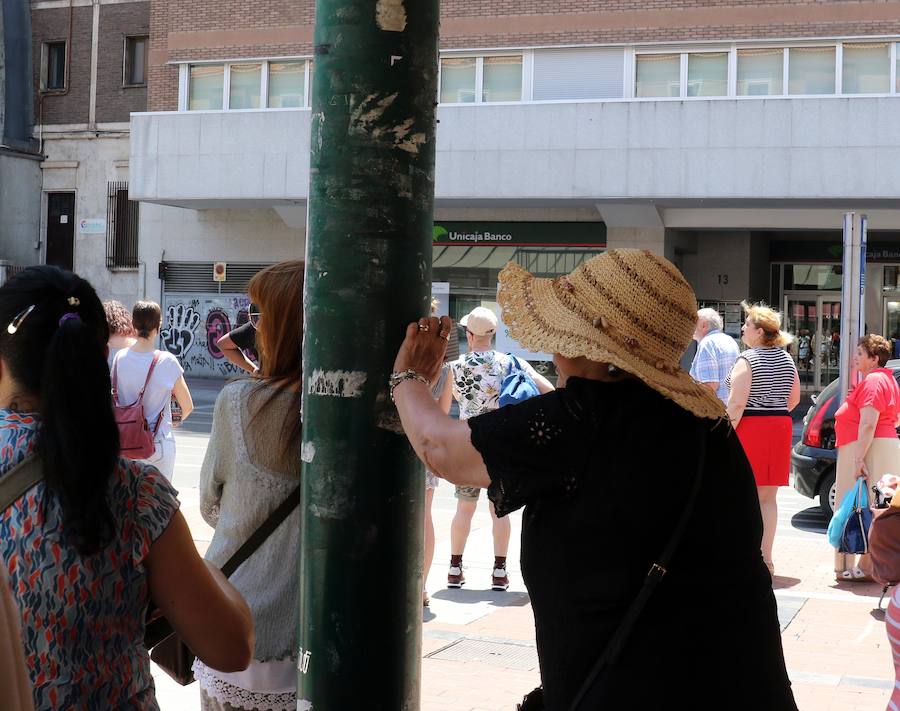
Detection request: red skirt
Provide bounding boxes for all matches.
[735,415,792,487]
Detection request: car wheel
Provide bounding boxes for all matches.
[819,468,836,521]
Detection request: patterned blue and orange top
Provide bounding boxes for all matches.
[0,410,180,710]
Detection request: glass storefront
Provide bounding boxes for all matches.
[431,221,606,371]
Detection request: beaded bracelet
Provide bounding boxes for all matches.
[389,369,429,402]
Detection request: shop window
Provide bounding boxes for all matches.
[784,264,842,291]
[687,52,727,97]
[788,47,836,95]
[482,56,522,102]
[635,54,680,98]
[42,41,67,92]
[229,63,262,109]
[737,48,784,96]
[268,61,306,108]
[842,43,890,94]
[189,65,224,110]
[124,36,148,86]
[440,57,476,103]
[884,266,900,292]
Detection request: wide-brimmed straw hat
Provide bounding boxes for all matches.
[497,248,725,420]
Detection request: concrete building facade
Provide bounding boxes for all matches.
[131,0,900,385]
[1,0,42,272]
[32,0,149,304]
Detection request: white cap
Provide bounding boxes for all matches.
[460,306,498,336]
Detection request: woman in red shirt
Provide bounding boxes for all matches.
[833,334,900,582]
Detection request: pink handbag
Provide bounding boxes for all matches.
[111,351,163,459]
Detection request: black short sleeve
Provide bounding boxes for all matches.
[228,321,256,350]
[468,389,581,518]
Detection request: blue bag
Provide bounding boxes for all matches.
[827,479,872,553]
[498,356,540,407]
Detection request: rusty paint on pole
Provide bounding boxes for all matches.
[298,0,439,708]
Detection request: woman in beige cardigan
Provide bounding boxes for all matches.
[0,571,33,711]
[194,261,303,711]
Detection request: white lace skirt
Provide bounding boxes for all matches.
[193,657,296,711]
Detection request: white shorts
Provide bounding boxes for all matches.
[140,436,176,481]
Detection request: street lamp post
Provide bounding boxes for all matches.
[298,1,440,708]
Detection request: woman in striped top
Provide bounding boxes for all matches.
[727,302,801,578]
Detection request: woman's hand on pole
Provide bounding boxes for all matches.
[393,315,452,385]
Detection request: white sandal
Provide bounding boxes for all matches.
[837,566,873,583]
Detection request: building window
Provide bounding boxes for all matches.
[124,36,148,86]
[687,52,728,97]
[106,182,139,269]
[482,56,522,102]
[229,63,262,109]
[189,65,224,110]
[897,44,900,93]
[635,53,680,98]
[737,48,784,96]
[788,46,836,95]
[842,42,890,94]
[268,61,305,107]
[440,57,476,103]
[42,41,66,91]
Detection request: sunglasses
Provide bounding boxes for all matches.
[248,305,262,329]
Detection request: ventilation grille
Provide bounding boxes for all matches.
[160,261,275,293]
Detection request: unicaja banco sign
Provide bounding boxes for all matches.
[432,221,606,248]
[435,227,513,244]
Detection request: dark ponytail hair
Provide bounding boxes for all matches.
[0,266,119,555]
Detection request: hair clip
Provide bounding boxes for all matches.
[59,313,81,327]
[6,304,36,335]
[67,297,80,307]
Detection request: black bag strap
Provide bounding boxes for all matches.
[568,426,709,711]
[0,456,42,512]
[220,483,301,578]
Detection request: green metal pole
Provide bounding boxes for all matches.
[298,1,439,708]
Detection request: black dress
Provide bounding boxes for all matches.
[468,376,798,711]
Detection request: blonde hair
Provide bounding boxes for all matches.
[741,301,793,348]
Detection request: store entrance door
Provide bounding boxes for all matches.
[784,295,842,392]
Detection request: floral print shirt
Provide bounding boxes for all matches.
[449,350,517,420]
[0,410,180,710]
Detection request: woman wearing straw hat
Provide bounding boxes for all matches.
[726,303,801,579]
[391,250,796,710]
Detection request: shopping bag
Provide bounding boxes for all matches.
[827,479,872,554]
[827,479,867,549]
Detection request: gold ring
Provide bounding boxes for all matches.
[418,324,429,332]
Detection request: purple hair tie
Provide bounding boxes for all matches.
[58,312,81,327]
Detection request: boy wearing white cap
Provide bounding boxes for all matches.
[445,306,553,590]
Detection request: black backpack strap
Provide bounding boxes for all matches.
[0,456,42,512]
[568,426,709,711]
[221,483,301,578]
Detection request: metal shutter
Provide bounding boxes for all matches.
[532,48,625,101]
[161,261,274,293]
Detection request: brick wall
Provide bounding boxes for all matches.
[96,3,149,124]
[148,0,900,111]
[32,6,93,125]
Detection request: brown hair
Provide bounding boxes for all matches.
[741,301,793,348]
[859,334,892,367]
[132,300,161,338]
[103,300,134,337]
[247,260,304,457]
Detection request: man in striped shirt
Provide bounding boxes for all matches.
[690,308,740,404]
